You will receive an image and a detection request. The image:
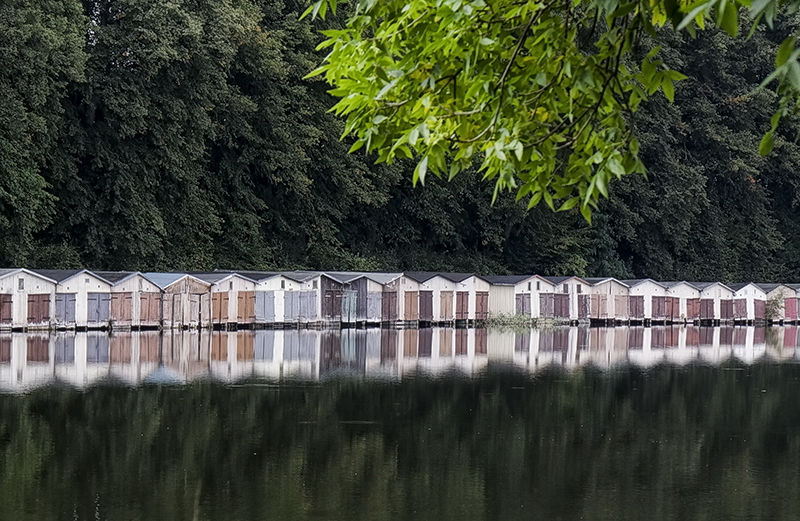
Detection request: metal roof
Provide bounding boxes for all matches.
[228,271,283,282]
[278,271,323,283]
[483,275,537,285]
[189,272,257,284]
[542,275,588,285]
[361,272,403,285]
[323,272,368,284]
[727,282,755,292]
[687,281,732,291]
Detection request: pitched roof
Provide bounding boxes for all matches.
[403,272,440,283]
[583,277,629,287]
[91,271,138,284]
[687,281,733,291]
[434,272,477,283]
[483,275,537,285]
[660,280,698,290]
[755,283,788,293]
[542,275,588,285]
[620,279,667,289]
[142,272,191,289]
[29,269,84,283]
[727,282,755,292]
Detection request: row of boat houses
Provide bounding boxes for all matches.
[0,268,796,330]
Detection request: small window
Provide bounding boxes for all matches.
[536,281,540,291]
[577,284,582,294]
[313,280,318,290]
[563,284,568,293]
[18,278,24,291]
[527,282,531,291]
[229,281,233,291]
[85,278,90,284]
[281,280,285,289]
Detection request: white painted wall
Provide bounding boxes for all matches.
[58,271,112,327]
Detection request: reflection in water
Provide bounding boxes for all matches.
[0,326,798,392]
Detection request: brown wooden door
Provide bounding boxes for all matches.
[0,294,11,324]
[404,291,419,320]
[111,293,133,323]
[554,294,569,318]
[540,293,554,317]
[27,294,50,323]
[700,299,714,319]
[419,291,433,321]
[578,295,590,319]
[687,298,701,320]
[475,292,489,319]
[381,291,398,321]
[212,293,228,323]
[323,289,343,319]
[440,291,453,320]
[237,291,256,323]
[456,292,469,319]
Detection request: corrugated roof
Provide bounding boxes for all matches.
[29,269,83,283]
[483,275,536,285]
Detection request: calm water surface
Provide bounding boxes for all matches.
[2,327,800,520]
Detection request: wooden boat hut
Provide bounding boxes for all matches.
[689,282,736,323]
[620,279,668,322]
[438,273,491,322]
[756,283,792,322]
[93,271,164,329]
[374,273,421,325]
[322,272,366,324]
[786,284,800,323]
[582,278,630,323]
[278,271,321,324]
[235,271,305,325]
[33,269,113,330]
[662,281,702,322]
[542,276,588,321]
[728,283,767,323]
[347,273,402,325]
[143,273,212,329]
[191,273,257,328]
[0,269,57,330]
[483,275,540,319]
[404,272,459,324]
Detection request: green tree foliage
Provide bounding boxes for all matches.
[0,0,85,265]
[3,0,800,280]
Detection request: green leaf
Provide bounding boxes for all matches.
[776,37,794,67]
[719,1,738,37]
[759,132,775,155]
[558,197,580,211]
[413,156,429,185]
[662,76,676,102]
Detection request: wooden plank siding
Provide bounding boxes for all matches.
[456,292,469,320]
[419,291,434,322]
[475,292,489,320]
[110,293,133,325]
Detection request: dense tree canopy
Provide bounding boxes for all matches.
[1,0,800,281]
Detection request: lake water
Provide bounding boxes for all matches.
[2,327,800,520]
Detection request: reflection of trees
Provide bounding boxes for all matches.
[2,364,800,519]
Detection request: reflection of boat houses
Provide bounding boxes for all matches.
[143,273,212,329]
[728,283,767,324]
[755,283,794,323]
[0,269,57,331]
[582,278,630,324]
[32,269,112,330]
[621,279,669,323]
[542,276,588,321]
